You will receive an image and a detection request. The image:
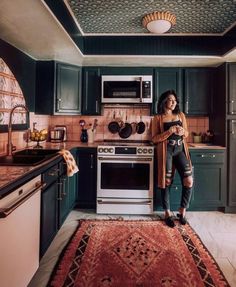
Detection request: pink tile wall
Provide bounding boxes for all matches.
[0,113,51,155]
[0,108,209,155]
[49,109,209,143]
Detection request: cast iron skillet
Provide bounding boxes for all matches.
[119,122,132,139]
[108,121,120,134]
[108,111,123,134]
[136,119,146,134]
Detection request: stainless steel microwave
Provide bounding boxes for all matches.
[101,75,153,104]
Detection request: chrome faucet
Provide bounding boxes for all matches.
[7,104,30,156]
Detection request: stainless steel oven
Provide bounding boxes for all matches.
[97,144,154,214]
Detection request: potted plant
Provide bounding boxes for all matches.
[192,132,202,143]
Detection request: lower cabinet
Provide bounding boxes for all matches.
[154,149,226,211]
[40,153,78,258]
[190,149,226,210]
[77,147,97,209]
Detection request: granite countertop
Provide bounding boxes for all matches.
[0,140,226,196]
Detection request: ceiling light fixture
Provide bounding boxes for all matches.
[142,11,176,34]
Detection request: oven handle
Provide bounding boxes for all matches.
[98,157,153,161]
[0,181,46,218]
[97,199,152,205]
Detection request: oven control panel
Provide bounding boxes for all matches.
[98,145,154,156]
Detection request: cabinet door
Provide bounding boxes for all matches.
[58,175,69,227]
[56,63,82,114]
[82,67,101,115]
[228,120,236,206]
[77,148,97,208]
[40,183,58,258]
[184,68,213,115]
[68,173,78,209]
[228,64,236,115]
[153,68,183,115]
[190,150,226,209]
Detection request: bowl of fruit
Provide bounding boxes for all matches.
[30,129,48,148]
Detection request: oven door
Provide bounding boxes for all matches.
[97,156,153,199]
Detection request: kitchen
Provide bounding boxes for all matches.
[0,0,236,286]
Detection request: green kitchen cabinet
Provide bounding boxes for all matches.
[184,68,213,115]
[77,148,97,209]
[227,119,236,209]
[82,67,101,115]
[153,68,183,115]
[227,63,236,115]
[35,61,82,115]
[40,153,78,257]
[40,162,59,258]
[190,149,226,210]
[154,149,226,211]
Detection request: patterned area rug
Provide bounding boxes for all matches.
[47,219,230,287]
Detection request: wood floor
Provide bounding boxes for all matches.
[29,210,236,287]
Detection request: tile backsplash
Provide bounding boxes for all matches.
[0,107,209,155]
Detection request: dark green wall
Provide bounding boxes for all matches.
[0,38,36,111]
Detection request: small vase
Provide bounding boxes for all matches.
[80,129,88,143]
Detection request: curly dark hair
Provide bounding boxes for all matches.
[157,90,180,115]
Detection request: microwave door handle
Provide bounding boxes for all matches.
[139,77,143,103]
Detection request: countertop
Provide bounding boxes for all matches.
[0,141,226,197]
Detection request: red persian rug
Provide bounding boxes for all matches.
[47,220,230,287]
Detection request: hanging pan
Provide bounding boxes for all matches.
[119,113,132,139]
[136,112,146,134]
[108,111,121,134]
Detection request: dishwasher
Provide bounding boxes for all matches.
[0,175,44,287]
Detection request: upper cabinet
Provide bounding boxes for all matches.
[82,67,101,115]
[35,61,82,115]
[184,68,213,115]
[227,63,236,115]
[153,68,183,115]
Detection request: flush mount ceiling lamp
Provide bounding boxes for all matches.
[142,11,176,34]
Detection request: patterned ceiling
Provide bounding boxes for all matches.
[65,0,236,35]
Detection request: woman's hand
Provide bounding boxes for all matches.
[169,125,178,134]
[175,126,185,136]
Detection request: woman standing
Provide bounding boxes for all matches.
[152,90,193,228]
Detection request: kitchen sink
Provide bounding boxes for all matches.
[0,149,60,166]
[14,149,59,156]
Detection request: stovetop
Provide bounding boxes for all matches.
[98,140,154,156]
[101,140,153,147]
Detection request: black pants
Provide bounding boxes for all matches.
[161,143,193,210]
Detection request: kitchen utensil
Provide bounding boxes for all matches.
[119,113,132,139]
[131,122,138,134]
[136,111,146,134]
[108,111,122,134]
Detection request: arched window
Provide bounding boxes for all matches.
[0,58,26,130]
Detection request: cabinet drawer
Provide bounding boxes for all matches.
[190,152,224,164]
[42,164,59,188]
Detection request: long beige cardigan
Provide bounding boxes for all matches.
[151,112,191,188]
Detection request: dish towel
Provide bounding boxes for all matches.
[59,149,79,177]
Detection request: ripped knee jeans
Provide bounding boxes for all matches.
[161,143,193,210]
